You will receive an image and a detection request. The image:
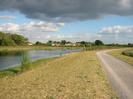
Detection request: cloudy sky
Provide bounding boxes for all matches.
[0,0,133,43]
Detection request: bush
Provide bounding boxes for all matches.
[0,31,28,46]
[11,34,28,45]
[122,50,133,57]
[95,40,104,45]
[21,52,32,72]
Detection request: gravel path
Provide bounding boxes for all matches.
[97,50,133,99]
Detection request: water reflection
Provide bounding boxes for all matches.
[0,50,23,56]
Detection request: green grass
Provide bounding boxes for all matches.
[0,45,128,52]
[0,46,80,52]
[0,51,118,99]
[0,57,57,78]
[21,53,32,72]
[109,48,133,65]
[84,45,128,51]
[122,49,133,57]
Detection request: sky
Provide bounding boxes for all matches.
[0,0,133,44]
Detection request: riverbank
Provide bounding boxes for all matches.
[0,48,82,75]
[0,46,80,52]
[0,51,117,99]
[109,48,133,65]
[0,57,57,78]
[0,45,129,52]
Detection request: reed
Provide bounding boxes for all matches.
[21,52,32,72]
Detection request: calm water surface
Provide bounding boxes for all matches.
[0,49,81,70]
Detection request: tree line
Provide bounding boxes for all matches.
[35,40,104,46]
[0,31,28,46]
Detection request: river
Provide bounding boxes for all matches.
[0,49,81,70]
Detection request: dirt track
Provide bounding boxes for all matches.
[97,50,133,99]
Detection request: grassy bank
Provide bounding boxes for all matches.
[0,46,80,52]
[109,48,133,65]
[0,51,117,99]
[84,45,128,51]
[0,57,57,78]
[0,45,128,52]
[122,49,133,57]
[0,46,80,77]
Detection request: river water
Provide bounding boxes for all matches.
[0,49,81,71]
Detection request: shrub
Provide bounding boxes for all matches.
[0,31,28,46]
[95,40,104,46]
[21,52,32,72]
[122,50,133,57]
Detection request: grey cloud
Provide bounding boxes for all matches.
[0,0,133,21]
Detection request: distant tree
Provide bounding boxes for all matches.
[80,41,86,45]
[0,32,15,46]
[35,41,43,45]
[61,40,66,45]
[47,40,53,46]
[0,31,29,46]
[1,36,15,46]
[0,32,4,45]
[11,34,28,45]
[95,40,104,45]
[128,43,133,47]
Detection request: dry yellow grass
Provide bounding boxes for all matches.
[109,49,133,65]
[0,51,117,99]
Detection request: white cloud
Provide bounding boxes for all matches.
[0,22,65,42]
[0,21,65,33]
[0,22,132,44]
[28,24,133,44]
[100,25,133,34]
[36,33,101,43]
[0,16,15,20]
[99,25,133,43]
[21,22,62,32]
[0,23,19,32]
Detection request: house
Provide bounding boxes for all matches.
[76,42,81,46]
[51,41,61,46]
[28,43,33,46]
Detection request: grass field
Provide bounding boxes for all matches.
[122,49,133,57]
[0,45,128,52]
[109,48,133,65]
[0,51,117,99]
[85,45,127,51]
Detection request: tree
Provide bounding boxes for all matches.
[11,34,28,45]
[47,40,53,46]
[0,32,15,46]
[1,36,15,46]
[35,41,43,45]
[61,40,66,45]
[0,32,4,45]
[128,43,133,47]
[95,40,104,45]
[80,41,86,45]
[80,41,89,46]
[0,31,29,46]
